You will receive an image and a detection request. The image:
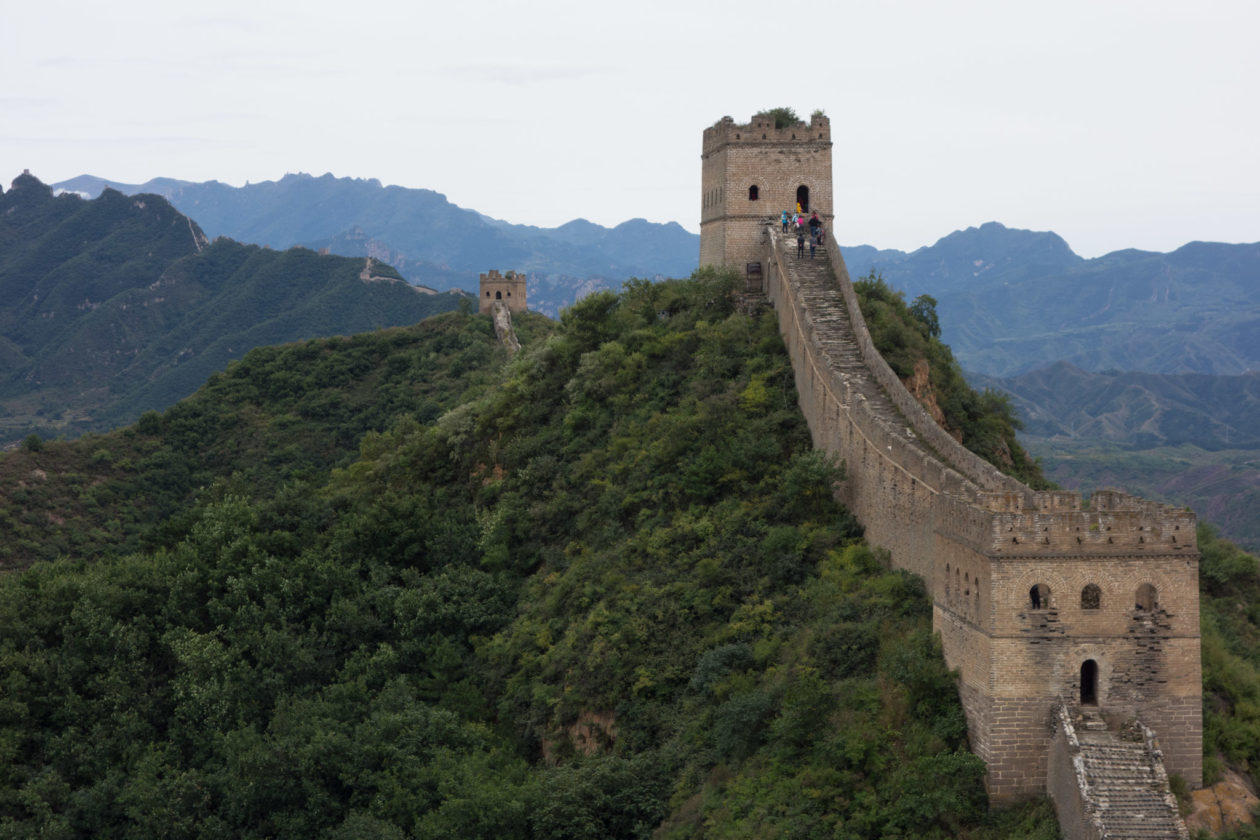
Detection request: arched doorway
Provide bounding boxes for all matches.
[1029,583,1051,610]
[795,185,810,212]
[1081,660,1098,705]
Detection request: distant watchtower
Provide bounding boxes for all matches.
[479,269,527,314]
[700,112,833,273]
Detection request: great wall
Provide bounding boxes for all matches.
[477,112,1205,838]
[703,112,1199,840]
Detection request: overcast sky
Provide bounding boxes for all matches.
[3,0,1256,258]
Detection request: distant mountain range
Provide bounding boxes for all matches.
[53,173,700,316]
[53,177,1259,376]
[842,222,1260,377]
[973,362,1260,450]
[0,173,462,442]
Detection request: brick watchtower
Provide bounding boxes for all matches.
[479,269,527,315]
[700,112,833,273]
[933,490,1202,799]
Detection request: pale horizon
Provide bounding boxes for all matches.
[4,0,1257,260]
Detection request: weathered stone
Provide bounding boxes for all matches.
[1186,772,1259,835]
[698,114,1204,806]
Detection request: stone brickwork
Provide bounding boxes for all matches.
[478,269,526,315]
[757,222,1203,800]
[700,113,833,274]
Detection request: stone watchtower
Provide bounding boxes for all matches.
[699,112,833,274]
[933,490,1202,799]
[479,269,527,315]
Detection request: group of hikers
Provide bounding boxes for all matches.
[780,206,824,259]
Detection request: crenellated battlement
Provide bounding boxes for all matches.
[961,489,1198,556]
[701,113,832,156]
[700,112,833,273]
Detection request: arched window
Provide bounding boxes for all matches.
[1081,660,1098,705]
[1135,583,1158,611]
[1081,584,1101,610]
[1029,583,1051,610]
[748,185,759,201]
[495,290,502,300]
[796,185,810,212]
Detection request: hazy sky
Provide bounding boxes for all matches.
[3,0,1256,257]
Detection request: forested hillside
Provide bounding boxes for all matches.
[0,174,463,443]
[8,269,1260,837]
[0,270,1061,838]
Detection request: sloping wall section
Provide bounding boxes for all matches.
[760,222,1202,800]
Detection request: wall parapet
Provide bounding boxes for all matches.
[814,224,1023,498]
[765,222,1199,556]
[759,220,1202,796]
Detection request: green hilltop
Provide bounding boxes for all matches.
[2,268,1260,837]
[0,270,1058,837]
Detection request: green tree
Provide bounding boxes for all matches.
[910,293,941,338]
[757,107,801,129]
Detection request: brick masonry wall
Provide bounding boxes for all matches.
[761,224,1203,795]
[1047,715,1103,840]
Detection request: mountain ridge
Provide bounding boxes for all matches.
[50,175,1259,364]
[51,172,700,314]
[0,174,464,442]
[840,222,1260,377]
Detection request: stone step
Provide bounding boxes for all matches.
[1073,731,1186,840]
[777,246,917,436]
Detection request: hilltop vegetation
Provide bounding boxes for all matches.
[0,311,542,570]
[0,270,1060,838]
[853,273,1048,488]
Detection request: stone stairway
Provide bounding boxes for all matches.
[1077,729,1187,839]
[1051,707,1188,840]
[490,300,521,356]
[774,236,919,439]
